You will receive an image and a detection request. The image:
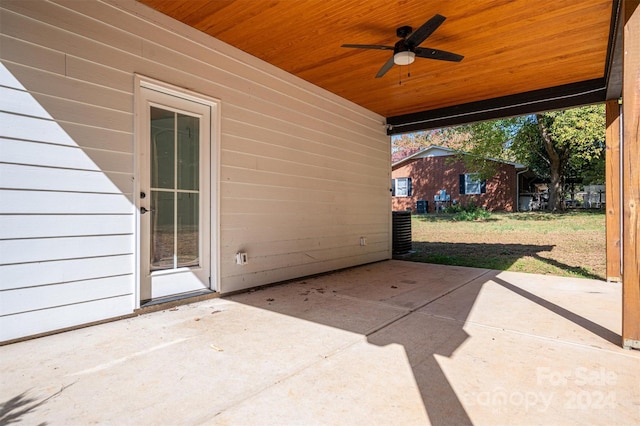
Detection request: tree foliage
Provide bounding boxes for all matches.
[510,105,605,210]
[391,129,469,163]
[442,118,521,181]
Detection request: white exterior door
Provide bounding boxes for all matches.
[137,82,213,301]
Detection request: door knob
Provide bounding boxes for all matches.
[140,207,154,214]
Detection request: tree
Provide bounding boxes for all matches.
[445,105,605,211]
[391,128,470,163]
[391,131,430,163]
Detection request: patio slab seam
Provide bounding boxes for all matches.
[360,269,494,338]
[328,293,411,313]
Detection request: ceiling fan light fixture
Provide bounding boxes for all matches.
[394,50,415,66]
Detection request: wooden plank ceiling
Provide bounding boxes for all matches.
[139,0,615,129]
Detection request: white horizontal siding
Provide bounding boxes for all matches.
[223,120,389,170]
[0,85,52,118]
[0,34,66,75]
[0,254,133,291]
[220,222,387,245]
[221,105,385,157]
[0,138,131,172]
[3,61,132,111]
[0,235,132,265]
[225,233,390,262]
[0,295,133,342]
[0,111,77,145]
[0,0,389,341]
[0,163,127,193]
[1,2,137,341]
[4,0,144,57]
[0,191,132,214]
[33,92,132,132]
[0,275,132,316]
[0,214,132,240]
[220,251,388,292]
[221,151,383,188]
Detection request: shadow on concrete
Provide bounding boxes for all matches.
[0,384,71,426]
[227,261,620,425]
[365,273,485,425]
[227,266,483,425]
[493,276,621,346]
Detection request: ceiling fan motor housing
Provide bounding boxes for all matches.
[394,39,410,54]
[396,25,413,39]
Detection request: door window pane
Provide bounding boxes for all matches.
[151,190,175,270]
[177,114,199,191]
[150,107,175,189]
[177,192,199,267]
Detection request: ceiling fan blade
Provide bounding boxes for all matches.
[415,47,464,62]
[341,44,394,50]
[375,55,396,78]
[406,14,446,47]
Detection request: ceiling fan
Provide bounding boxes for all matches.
[341,14,464,78]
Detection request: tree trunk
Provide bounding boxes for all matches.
[548,161,563,211]
[536,114,565,211]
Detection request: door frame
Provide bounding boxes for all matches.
[134,75,220,308]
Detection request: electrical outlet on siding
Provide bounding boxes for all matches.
[236,252,248,265]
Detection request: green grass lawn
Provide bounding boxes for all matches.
[403,210,606,280]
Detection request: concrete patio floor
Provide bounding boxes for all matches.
[1,260,638,425]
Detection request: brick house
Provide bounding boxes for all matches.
[392,146,527,213]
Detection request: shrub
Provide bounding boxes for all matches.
[444,203,463,214]
[445,202,491,221]
[453,209,491,221]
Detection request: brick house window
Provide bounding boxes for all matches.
[459,173,486,195]
[392,178,412,197]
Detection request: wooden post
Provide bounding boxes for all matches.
[622,0,640,350]
[605,99,621,282]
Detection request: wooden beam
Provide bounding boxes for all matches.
[385,79,606,134]
[605,0,624,100]
[605,99,621,282]
[622,0,640,351]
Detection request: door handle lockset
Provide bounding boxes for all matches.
[140,207,154,214]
